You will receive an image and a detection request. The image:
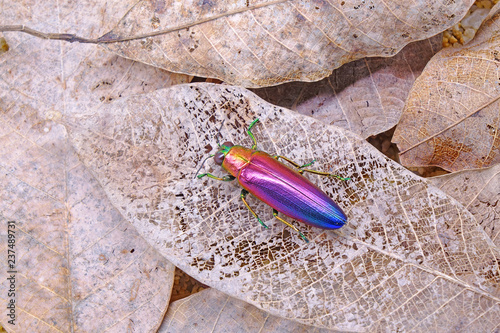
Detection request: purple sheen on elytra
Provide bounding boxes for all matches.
[238,151,347,229]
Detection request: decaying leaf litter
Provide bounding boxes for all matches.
[0,0,495,329]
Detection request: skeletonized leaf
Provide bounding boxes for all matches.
[159,288,334,333]
[65,83,500,331]
[252,35,442,138]
[393,12,500,172]
[430,165,500,250]
[100,0,472,87]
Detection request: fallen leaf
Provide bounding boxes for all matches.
[393,12,500,172]
[0,28,185,331]
[159,288,334,332]
[2,0,472,87]
[0,113,174,332]
[103,0,473,87]
[252,35,442,138]
[65,83,500,331]
[430,164,500,250]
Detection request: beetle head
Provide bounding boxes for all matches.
[214,141,234,165]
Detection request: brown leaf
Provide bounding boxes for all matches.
[0,30,183,331]
[393,13,500,172]
[66,83,500,331]
[252,35,442,138]
[159,288,334,332]
[430,165,500,250]
[99,0,472,87]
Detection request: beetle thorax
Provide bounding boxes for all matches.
[222,145,254,177]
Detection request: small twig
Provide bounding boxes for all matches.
[0,0,287,44]
[0,25,96,43]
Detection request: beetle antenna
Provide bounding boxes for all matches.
[194,154,215,178]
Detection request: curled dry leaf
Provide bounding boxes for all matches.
[252,35,442,138]
[66,83,499,331]
[159,288,334,333]
[0,32,185,331]
[430,164,500,250]
[103,0,473,87]
[393,12,500,172]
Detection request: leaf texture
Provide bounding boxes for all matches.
[0,28,184,331]
[430,165,500,250]
[0,111,174,332]
[159,288,334,332]
[103,0,473,87]
[66,83,500,331]
[252,35,442,138]
[393,12,500,172]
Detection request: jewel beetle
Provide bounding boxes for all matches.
[196,119,349,243]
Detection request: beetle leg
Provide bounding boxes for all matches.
[274,155,300,168]
[298,159,316,169]
[197,173,236,181]
[241,189,269,229]
[272,209,309,243]
[275,155,350,181]
[275,155,316,169]
[247,118,259,150]
[299,169,351,181]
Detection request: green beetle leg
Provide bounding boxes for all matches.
[275,155,316,169]
[272,209,309,243]
[241,189,269,229]
[275,155,350,181]
[247,118,259,150]
[197,173,235,181]
[299,169,350,181]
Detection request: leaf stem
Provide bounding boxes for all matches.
[0,0,288,44]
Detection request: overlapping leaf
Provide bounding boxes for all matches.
[66,83,499,331]
[393,12,500,172]
[102,0,472,87]
[431,165,500,249]
[0,107,174,332]
[159,288,334,332]
[2,0,473,87]
[253,35,442,138]
[0,24,183,330]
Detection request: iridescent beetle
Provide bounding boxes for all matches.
[196,119,349,242]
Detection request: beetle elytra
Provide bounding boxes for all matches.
[197,119,349,242]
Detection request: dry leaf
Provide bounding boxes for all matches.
[0,30,186,331]
[1,0,136,38]
[393,12,500,172]
[65,83,500,331]
[103,0,472,87]
[252,35,442,138]
[0,115,174,332]
[430,165,500,250]
[13,0,469,87]
[159,288,334,333]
